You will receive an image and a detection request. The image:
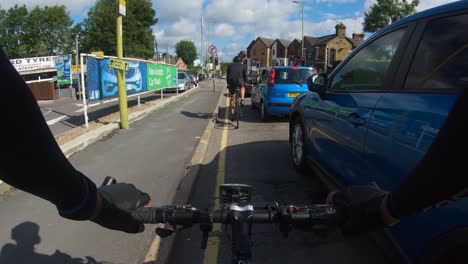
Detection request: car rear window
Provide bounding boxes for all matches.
[178,73,186,79]
[274,69,313,84]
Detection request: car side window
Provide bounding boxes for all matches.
[330,28,406,91]
[405,14,468,90]
[259,70,268,84]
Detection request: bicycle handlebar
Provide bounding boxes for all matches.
[135,204,338,226]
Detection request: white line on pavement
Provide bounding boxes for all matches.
[75,108,85,113]
[46,115,67,125]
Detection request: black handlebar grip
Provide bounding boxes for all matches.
[135,208,164,224]
[101,176,117,187]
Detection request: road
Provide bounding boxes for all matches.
[38,90,178,136]
[1,81,391,264]
[170,91,391,263]
[0,81,221,264]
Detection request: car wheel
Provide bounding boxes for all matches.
[291,117,308,172]
[260,101,270,121]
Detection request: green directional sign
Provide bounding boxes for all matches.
[147,64,177,91]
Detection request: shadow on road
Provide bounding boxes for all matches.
[0,222,118,264]
[180,111,214,120]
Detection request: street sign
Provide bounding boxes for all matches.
[208,45,217,55]
[109,58,129,71]
[119,0,126,16]
[91,51,104,59]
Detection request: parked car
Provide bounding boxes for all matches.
[169,72,191,92]
[289,2,468,263]
[251,66,315,121]
[244,73,258,97]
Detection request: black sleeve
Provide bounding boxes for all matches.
[389,88,467,218]
[0,48,97,221]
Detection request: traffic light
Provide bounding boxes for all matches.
[301,57,305,66]
[214,57,219,66]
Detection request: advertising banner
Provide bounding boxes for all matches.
[147,64,177,91]
[100,58,147,99]
[54,55,72,85]
[9,55,59,72]
[86,57,101,101]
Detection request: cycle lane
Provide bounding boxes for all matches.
[170,91,391,264]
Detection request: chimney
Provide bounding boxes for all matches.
[335,22,346,37]
[352,33,365,45]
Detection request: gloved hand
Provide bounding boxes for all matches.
[327,185,389,235]
[91,183,151,233]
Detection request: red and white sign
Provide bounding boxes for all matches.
[208,45,217,55]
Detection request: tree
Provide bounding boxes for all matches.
[175,40,197,66]
[81,0,158,59]
[23,5,73,56]
[0,5,28,58]
[220,62,228,75]
[363,0,419,32]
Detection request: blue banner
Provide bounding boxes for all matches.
[86,57,101,101]
[100,58,147,99]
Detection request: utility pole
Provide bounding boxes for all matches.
[201,16,204,74]
[155,35,159,61]
[117,0,129,129]
[75,35,81,100]
[301,1,304,58]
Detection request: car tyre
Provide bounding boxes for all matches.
[260,101,270,122]
[290,117,308,172]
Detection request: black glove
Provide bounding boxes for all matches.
[332,185,388,235]
[91,183,151,233]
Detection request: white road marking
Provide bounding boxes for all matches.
[75,108,85,113]
[46,115,67,125]
[74,103,84,107]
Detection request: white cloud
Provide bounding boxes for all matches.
[0,0,94,16]
[214,23,236,38]
[154,0,203,23]
[416,0,459,11]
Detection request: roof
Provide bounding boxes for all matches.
[287,39,301,48]
[304,34,336,46]
[238,50,246,56]
[258,37,275,48]
[246,40,255,49]
[276,39,292,48]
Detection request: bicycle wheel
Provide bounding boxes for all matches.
[236,92,240,129]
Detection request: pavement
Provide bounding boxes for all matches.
[0,81,222,264]
[38,90,178,136]
[169,92,392,264]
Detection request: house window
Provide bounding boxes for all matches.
[315,47,320,60]
[273,49,276,55]
[253,49,257,56]
[330,48,336,65]
[262,50,265,55]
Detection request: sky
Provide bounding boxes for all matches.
[0,0,460,61]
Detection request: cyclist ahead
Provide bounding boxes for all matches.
[226,56,247,121]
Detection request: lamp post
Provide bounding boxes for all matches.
[293,0,304,58]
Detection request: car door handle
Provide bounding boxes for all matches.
[348,113,367,127]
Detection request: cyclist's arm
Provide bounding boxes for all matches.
[0,48,97,220]
[388,88,467,218]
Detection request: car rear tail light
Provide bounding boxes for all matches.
[313,68,318,74]
[268,67,275,87]
[291,66,300,70]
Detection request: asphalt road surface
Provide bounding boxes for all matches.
[169,92,391,264]
[0,81,221,264]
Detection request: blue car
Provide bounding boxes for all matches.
[251,66,315,121]
[289,2,468,263]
